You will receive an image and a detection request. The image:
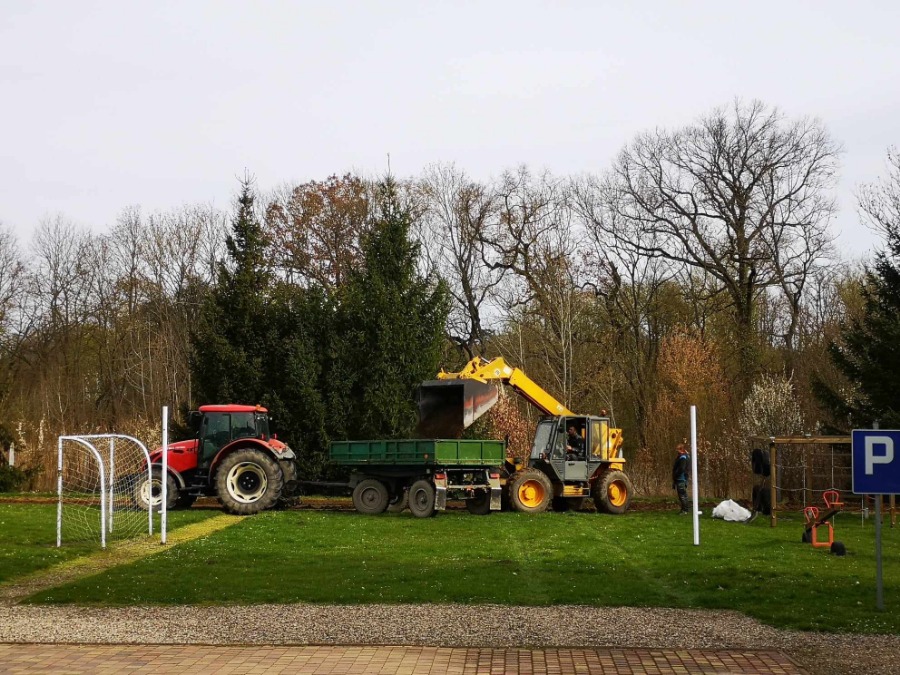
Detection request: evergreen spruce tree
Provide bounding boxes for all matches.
[818,153,900,429]
[334,178,449,439]
[192,177,271,404]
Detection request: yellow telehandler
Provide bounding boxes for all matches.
[417,356,631,514]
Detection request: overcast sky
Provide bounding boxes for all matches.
[2,1,898,256]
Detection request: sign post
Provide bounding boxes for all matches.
[852,427,900,611]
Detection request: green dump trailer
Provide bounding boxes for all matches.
[329,439,505,517]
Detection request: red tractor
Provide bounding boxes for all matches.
[135,404,299,515]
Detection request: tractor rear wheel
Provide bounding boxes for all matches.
[352,479,390,514]
[386,487,408,513]
[408,479,436,518]
[133,469,178,512]
[465,490,492,515]
[509,469,552,514]
[593,470,632,515]
[215,448,283,515]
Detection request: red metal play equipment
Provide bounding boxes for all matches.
[803,490,844,548]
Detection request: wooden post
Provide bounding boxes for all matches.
[770,442,777,528]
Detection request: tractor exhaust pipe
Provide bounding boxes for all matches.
[416,380,499,438]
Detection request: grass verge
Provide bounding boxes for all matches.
[23,508,900,633]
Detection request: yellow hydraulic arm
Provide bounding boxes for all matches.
[436,356,624,466]
[437,356,575,417]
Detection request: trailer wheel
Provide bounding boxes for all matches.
[386,487,409,513]
[465,490,491,515]
[216,448,284,515]
[352,479,390,514]
[509,469,552,514]
[593,470,632,515]
[408,479,436,518]
[133,469,179,512]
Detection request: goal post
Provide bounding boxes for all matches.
[57,433,157,549]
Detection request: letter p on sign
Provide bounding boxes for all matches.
[852,429,900,495]
[865,436,894,474]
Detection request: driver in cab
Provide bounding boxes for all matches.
[566,426,585,460]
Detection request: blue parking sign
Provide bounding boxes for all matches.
[852,429,900,494]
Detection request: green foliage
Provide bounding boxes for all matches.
[819,250,900,430]
[0,465,27,492]
[328,179,449,440]
[24,508,900,634]
[190,177,448,476]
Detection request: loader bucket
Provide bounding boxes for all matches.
[416,380,499,438]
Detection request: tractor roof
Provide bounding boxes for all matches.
[199,404,268,414]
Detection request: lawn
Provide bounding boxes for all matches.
[19,507,900,634]
[0,503,217,584]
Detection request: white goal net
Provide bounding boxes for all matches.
[57,435,155,548]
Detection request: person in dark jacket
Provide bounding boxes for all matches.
[672,442,690,514]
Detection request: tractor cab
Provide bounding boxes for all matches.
[531,415,618,482]
[191,405,274,470]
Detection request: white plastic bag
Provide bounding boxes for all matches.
[712,499,751,522]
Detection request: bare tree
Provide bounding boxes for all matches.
[265,174,373,291]
[594,100,840,388]
[416,163,503,359]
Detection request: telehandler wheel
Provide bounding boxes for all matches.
[509,469,552,514]
[593,470,633,515]
[465,490,492,515]
[408,479,436,518]
[386,487,409,513]
[352,479,390,514]
[133,469,179,512]
[215,448,284,515]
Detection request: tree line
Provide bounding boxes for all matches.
[1,100,897,495]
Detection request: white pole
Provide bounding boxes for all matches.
[56,438,63,548]
[8,443,14,467]
[691,405,700,546]
[161,406,168,545]
[108,438,115,534]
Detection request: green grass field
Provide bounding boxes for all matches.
[6,504,897,634]
[0,503,217,584]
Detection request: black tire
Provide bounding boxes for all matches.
[465,490,492,515]
[408,479,436,518]
[508,468,552,514]
[386,487,409,513]
[593,470,632,515]
[352,479,390,514]
[176,493,197,509]
[133,469,179,512]
[215,448,284,515]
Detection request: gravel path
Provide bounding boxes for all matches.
[1,603,897,674]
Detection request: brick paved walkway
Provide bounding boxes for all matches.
[0,644,805,674]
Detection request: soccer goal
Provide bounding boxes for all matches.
[56,434,156,548]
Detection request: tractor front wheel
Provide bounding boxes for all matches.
[215,448,284,515]
[593,470,632,515]
[352,479,390,514]
[133,469,178,512]
[509,469,552,514]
